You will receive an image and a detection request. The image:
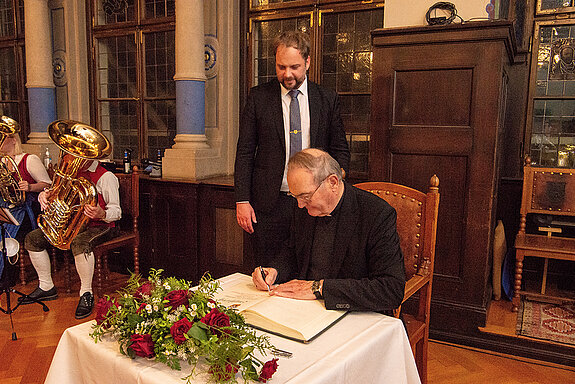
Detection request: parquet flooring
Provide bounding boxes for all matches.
[1,270,574,384]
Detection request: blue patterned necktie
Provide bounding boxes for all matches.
[289,89,302,158]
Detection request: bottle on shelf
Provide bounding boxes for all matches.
[43,147,51,169]
[150,149,162,177]
[123,149,132,173]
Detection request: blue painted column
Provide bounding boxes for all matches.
[173,0,208,148]
[24,0,56,143]
[163,0,211,179]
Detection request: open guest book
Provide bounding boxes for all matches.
[215,273,347,343]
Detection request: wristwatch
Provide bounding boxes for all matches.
[311,280,323,300]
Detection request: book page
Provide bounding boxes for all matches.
[216,274,346,342]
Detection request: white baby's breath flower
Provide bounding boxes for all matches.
[153,305,159,311]
[163,282,171,290]
[146,304,153,314]
[207,301,215,309]
[191,303,197,311]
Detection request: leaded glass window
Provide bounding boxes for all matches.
[529,22,575,167]
[90,0,175,161]
[247,3,384,180]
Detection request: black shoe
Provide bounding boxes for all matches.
[18,287,58,305]
[75,292,94,319]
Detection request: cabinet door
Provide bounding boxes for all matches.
[198,184,255,279]
[371,22,516,334]
[139,179,198,281]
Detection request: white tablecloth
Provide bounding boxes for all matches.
[45,274,420,384]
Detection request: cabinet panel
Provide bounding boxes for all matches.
[139,178,198,281]
[198,184,255,280]
[371,21,519,336]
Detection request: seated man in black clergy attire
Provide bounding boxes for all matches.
[252,148,405,314]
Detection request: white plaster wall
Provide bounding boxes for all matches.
[384,0,498,28]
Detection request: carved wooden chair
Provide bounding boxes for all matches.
[93,166,140,296]
[512,160,575,312]
[355,175,440,384]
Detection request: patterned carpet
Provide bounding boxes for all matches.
[517,298,575,346]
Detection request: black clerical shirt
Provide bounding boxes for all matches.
[307,195,344,280]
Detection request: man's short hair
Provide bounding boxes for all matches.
[273,31,310,60]
[288,149,343,185]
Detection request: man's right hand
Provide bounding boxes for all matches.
[236,202,257,234]
[39,190,52,211]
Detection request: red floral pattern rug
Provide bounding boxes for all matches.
[516,298,575,346]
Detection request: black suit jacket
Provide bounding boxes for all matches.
[234,79,350,213]
[274,183,406,312]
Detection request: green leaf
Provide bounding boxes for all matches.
[127,313,144,326]
[187,323,208,341]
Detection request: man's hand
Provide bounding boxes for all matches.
[251,267,278,291]
[236,202,257,234]
[39,190,52,210]
[84,204,106,220]
[271,279,316,300]
[17,180,30,192]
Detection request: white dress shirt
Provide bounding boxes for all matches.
[280,78,310,192]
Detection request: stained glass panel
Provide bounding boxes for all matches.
[251,17,311,86]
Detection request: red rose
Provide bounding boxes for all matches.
[259,358,278,382]
[208,362,238,381]
[200,308,231,335]
[170,318,193,345]
[134,281,154,300]
[95,297,117,328]
[165,290,189,310]
[129,333,155,358]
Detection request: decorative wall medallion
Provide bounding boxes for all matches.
[103,0,128,16]
[205,35,218,79]
[550,38,575,80]
[52,49,67,87]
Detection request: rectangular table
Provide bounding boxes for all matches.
[45,274,421,384]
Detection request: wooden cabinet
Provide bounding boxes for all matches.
[197,178,255,279]
[370,21,523,338]
[139,176,255,283]
[139,177,198,281]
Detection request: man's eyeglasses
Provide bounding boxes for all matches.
[287,175,331,203]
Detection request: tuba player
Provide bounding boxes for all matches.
[20,158,121,319]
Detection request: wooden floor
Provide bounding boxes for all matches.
[1,271,575,384]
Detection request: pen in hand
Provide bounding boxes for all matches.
[259,266,271,292]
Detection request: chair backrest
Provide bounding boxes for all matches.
[114,166,140,232]
[519,160,575,234]
[355,176,440,281]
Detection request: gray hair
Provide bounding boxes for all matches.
[288,148,342,185]
[273,31,310,61]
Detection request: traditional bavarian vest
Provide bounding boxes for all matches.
[78,164,115,228]
[16,153,36,184]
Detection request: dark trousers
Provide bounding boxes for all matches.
[25,226,119,256]
[252,193,295,267]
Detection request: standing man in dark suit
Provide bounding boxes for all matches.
[235,31,350,267]
[252,149,405,314]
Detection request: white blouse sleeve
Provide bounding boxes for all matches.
[96,171,122,223]
[25,154,52,184]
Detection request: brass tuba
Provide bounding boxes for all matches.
[38,120,111,250]
[0,116,26,206]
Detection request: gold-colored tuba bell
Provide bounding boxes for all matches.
[0,116,26,206]
[38,120,111,250]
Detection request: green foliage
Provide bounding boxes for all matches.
[90,269,277,383]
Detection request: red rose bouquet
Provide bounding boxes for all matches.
[90,269,279,383]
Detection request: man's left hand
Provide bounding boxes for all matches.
[271,279,316,300]
[84,204,105,220]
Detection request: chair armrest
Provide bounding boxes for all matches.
[403,274,430,303]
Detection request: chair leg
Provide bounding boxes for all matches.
[63,250,72,294]
[95,252,103,297]
[134,244,139,275]
[512,252,524,312]
[19,247,27,285]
